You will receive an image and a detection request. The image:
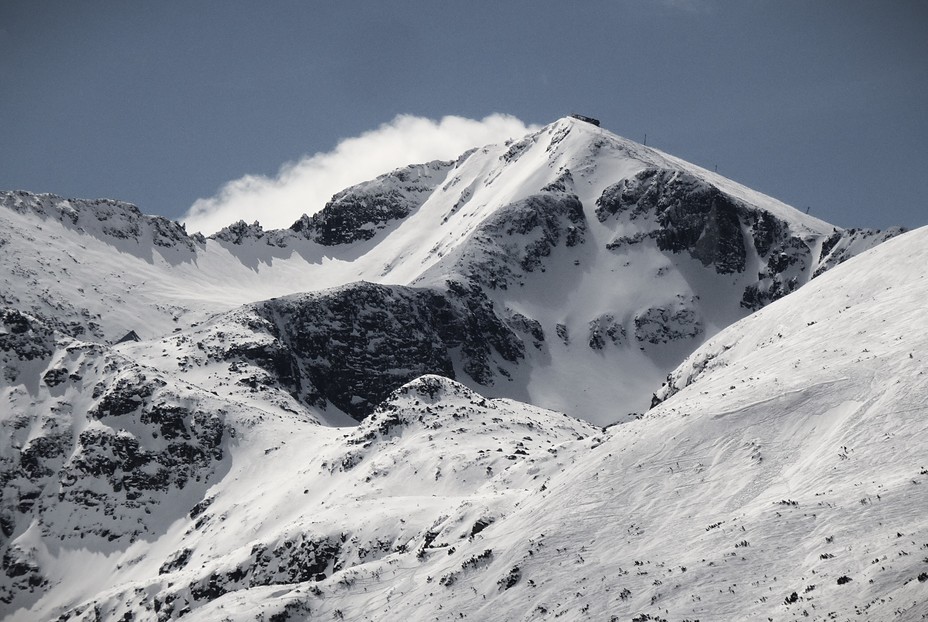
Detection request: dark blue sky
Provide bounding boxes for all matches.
[1,0,926,230]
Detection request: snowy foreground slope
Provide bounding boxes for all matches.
[3,224,926,620]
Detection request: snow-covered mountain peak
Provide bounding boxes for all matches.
[0,114,921,619]
[517,116,835,235]
[1,119,903,423]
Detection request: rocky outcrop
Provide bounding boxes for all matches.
[207,161,455,249]
[633,296,703,345]
[291,160,454,246]
[1,309,55,373]
[441,191,586,291]
[0,319,231,606]
[507,311,545,350]
[597,168,748,274]
[235,282,527,420]
[813,227,905,278]
[0,191,201,252]
[595,168,900,311]
[588,314,626,350]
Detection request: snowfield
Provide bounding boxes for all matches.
[0,118,923,621]
[0,118,901,423]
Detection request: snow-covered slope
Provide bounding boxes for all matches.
[426,224,928,622]
[0,116,918,619]
[2,370,599,620]
[4,220,924,620]
[1,118,900,424]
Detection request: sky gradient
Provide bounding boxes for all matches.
[1,0,926,232]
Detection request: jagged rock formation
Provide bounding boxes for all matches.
[0,191,200,252]
[292,160,455,245]
[438,190,586,291]
[598,168,749,274]
[0,117,916,619]
[0,311,231,607]
[0,120,904,424]
[594,167,893,311]
[248,282,525,419]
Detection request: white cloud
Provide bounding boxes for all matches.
[182,113,539,234]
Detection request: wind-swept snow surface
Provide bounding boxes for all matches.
[0,118,901,423]
[5,226,924,621]
[0,118,919,620]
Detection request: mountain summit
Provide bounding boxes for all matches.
[1,118,900,423]
[0,118,916,620]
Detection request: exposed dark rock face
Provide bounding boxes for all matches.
[17,435,69,481]
[73,533,341,620]
[0,544,46,605]
[158,548,193,575]
[210,219,292,247]
[741,276,800,310]
[449,192,586,291]
[88,369,165,418]
[0,319,230,606]
[634,296,703,345]
[155,534,342,618]
[212,220,266,245]
[605,230,659,250]
[1,309,55,369]
[42,367,68,387]
[500,135,537,164]
[541,169,575,194]
[291,160,454,246]
[244,282,525,420]
[588,314,626,350]
[594,167,898,311]
[150,215,196,248]
[507,311,545,350]
[812,227,905,279]
[0,191,199,252]
[596,168,747,274]
[739,223,811,310]
[28,372,224,532]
